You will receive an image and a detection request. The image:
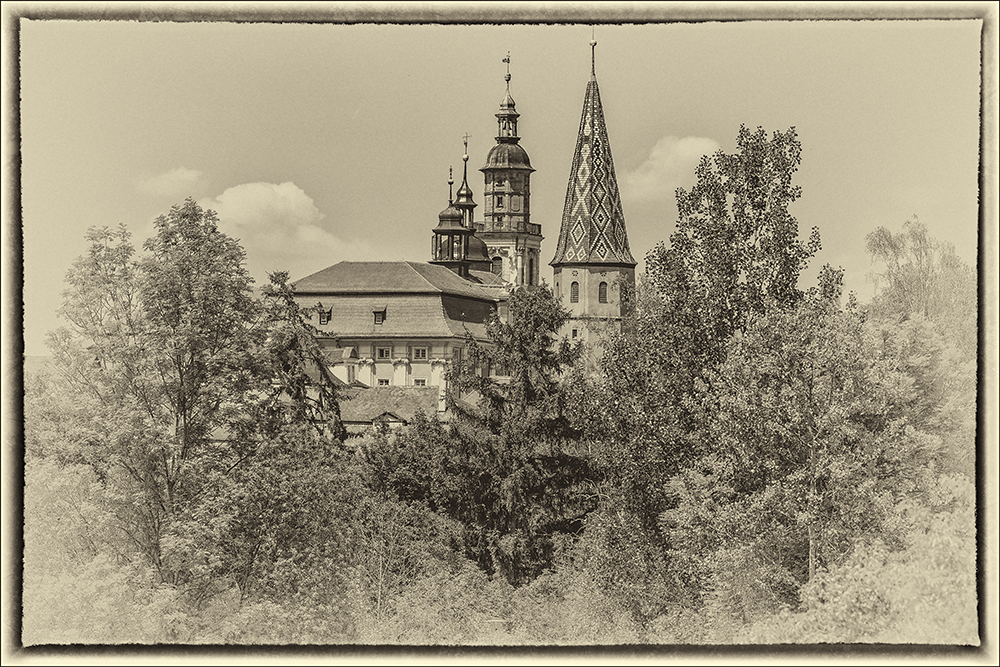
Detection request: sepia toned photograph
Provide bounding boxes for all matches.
[4,1,996,661]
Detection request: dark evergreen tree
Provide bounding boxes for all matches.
[365,285,597,585]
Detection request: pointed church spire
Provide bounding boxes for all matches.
[550,39,636,268]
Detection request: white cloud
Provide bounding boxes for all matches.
[138,167,205,197]
[200,182,370,285]
[621,136,721,203]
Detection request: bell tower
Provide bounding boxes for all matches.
[550,39,637,349]
[477,53,543,288]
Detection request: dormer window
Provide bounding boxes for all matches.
[373,307,387,325]
[319,308,332,326]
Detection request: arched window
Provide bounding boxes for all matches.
[492,256,503,275]
[570,281,580,303]
[528,257,535,286]
[599,281,608,303]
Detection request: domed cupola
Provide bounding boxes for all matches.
[436,203,464,230]
[431,167,474,278]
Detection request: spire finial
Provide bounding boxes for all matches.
[503,51,511,86]
[462,133,471,161]
[448,166,454,203]
[590,29,597,78]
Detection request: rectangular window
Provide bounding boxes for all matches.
[413,378,426,387]
[495,195,504,209]
[377,379,390,387]
[374,309,386,325]
[377,347,391,360]
[572,328,578,339]
[413,347,428,360]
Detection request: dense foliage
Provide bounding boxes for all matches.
[23,130,978,646]
[363,285,596,585]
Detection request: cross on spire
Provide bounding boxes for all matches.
[462,132,471,158]
[503,51,511,84]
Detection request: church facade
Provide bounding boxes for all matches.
[292,41,634,392]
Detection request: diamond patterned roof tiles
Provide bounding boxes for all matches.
[551,76,636,268]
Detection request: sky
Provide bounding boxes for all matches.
[11,6,988,357]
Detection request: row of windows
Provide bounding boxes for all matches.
[314,306,387,325]
[376,378,427,387]
[375,346,428,360]
[370,346,464,361]
[568,281,609,304]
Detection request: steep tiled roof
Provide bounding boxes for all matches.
[303,293,490,341]
[294,261,496,302]
[551,65,636,267]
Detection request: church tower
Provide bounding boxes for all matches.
[550,39,637,346]
[477,54,543,288]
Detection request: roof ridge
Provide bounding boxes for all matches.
[403,260,444,293]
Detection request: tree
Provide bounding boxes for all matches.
[48,201,264,583]
[864,219,977,477]
[661,270,942,631]
[44,199,354,611]
[581,126,823,627]
[366,286,596,585]
[866,217,976,349]
[452,284,583,448]
[649,124,821,354]
[600,124,823,504]
[253,271,347,442]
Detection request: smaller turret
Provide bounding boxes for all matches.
[453,135,477,230]
[430,166,474,278]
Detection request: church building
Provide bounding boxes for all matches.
[292,40,634,396]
